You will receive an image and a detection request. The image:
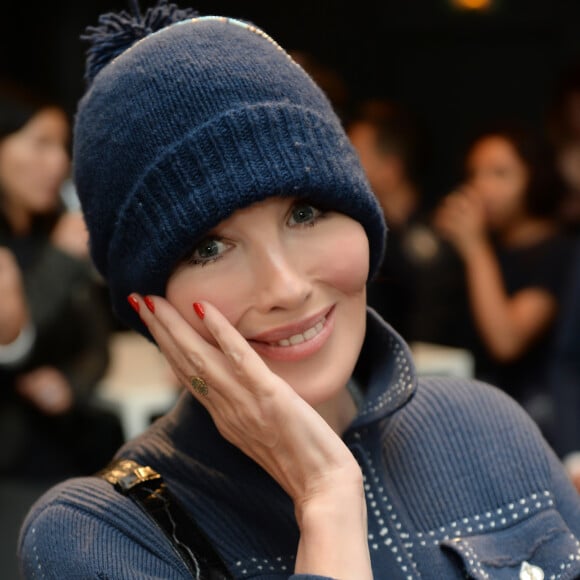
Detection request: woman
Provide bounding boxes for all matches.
[546,60,580,233]
[434,124,577,455]
[0,81,121,479]
[19,3,580,578]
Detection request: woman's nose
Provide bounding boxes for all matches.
[252,246,312,312]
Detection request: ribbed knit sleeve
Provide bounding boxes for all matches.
[18,477,192,579]
[18,475,342,580]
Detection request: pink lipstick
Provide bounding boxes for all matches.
[247,306,335,362]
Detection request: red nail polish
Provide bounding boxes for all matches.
[193,302,205,320]
[127,295,140,313]
[144,296,155,313]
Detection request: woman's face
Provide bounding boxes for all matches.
[0,107,69,216]
[465,135,529,231]
[166,196,369,407]
[557,141,580,194]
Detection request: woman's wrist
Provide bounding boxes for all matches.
[459,233,490,261]
[294,476,371,579]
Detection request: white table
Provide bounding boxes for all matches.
[95,331,181,440]
[410,341,475,378]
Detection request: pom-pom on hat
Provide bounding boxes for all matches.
[74,0,386,336]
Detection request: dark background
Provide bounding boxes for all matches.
[2,0,580,202]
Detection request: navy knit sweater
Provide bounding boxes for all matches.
[18,311,580,579]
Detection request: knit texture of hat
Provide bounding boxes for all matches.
[74,4,386,336]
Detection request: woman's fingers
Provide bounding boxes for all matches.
[126,292,283,437]
[132,294,281,398]
[195,300,278,394]
[127,294,220,403]
[128,293,293,453]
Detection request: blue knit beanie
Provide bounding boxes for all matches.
[74,1,386,336]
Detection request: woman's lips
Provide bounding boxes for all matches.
[247,306,335,362]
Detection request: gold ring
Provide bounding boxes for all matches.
[189,376,208,397]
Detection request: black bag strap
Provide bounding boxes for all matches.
[98,458,232,580]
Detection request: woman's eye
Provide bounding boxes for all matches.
[288,203,322,226]
[189,238,229,265]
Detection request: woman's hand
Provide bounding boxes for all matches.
[130,294,372,579]
[433,186,487,259]
[15,366,74,415]
[0,247,28,345]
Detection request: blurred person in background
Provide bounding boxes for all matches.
[434,121,577,459]
[347,98,465,344]
[547,60,580,233]
[544,60,580,488]
[0,80,123,481]
[289,50,351,127]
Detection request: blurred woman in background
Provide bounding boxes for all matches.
[434,122,576,455]
[0,80,122,481]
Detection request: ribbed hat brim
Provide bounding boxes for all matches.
[108,103,385,334]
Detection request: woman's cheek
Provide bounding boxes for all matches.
[314,222,369,294]
[165,270,213,339]
[166,266,249,342]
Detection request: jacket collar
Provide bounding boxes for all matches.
[348,308,417,430]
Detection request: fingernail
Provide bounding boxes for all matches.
[127,294,140,313]
[144,296,155,313]
[193,302,205,320]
